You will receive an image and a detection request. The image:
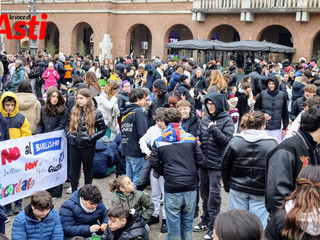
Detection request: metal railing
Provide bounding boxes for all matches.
[200,0,242,9]
[194,0,320,10]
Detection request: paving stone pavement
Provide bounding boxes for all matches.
[5,172,229,240]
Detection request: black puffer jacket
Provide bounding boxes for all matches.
[249,64,268,95]
[66,108,106,148]
[55,60,67,79]
[35,107,68,133]
[118,90,129,116]
[101,210,148,240]
[254,76,289,131]
[221,131,278,195]
[199,93,234,169]
[290,95,305,121]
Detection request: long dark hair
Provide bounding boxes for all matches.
[281,165,320,240]
[45,86,65,116]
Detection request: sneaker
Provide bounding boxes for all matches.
[146,216,159,226]
[66,186,72,194]
[5,217,10,224]
[160,219,167,233]
[14,202,22,215]
[203,230,213,240]
[193,221,208,232]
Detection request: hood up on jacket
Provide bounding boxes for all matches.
[253,63,262,74]
[0,91,19,117]
[204,92,226,117]
[285,200,320,236]
[267,74,280,96]
[15,92,38,110]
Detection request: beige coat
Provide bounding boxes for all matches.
[16,93,41,133]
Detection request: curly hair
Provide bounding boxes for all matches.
[79,185,102,204]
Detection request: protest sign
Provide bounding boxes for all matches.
[0,130,67,205]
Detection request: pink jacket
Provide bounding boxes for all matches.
[42,68,60,90]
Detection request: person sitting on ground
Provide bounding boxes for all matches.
[11,191,63,240]
[101,202,149,240]
[59,185,108,239]
[109,175,154,223]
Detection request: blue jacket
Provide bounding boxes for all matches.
[168,71,182,93]
[0,113,9,141]
[12,204,63,240]
[93,141,117,178]
[59,189,108,238]
[0,205,7,234]
[291,81,305,106]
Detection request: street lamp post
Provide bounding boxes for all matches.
[27,2,31,51]
[29,0,38,55]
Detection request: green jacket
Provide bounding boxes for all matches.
[112,191,154,221]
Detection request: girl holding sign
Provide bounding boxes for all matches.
[67,88,106,192]
[35,86,68,198]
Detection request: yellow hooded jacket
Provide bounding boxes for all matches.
[0,91,31,139]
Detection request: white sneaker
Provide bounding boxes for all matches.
[5,217,10,224]
[66,186,72,194]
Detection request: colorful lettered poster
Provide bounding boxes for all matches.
[0,130,67,205]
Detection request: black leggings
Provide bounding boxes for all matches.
[70,145,96,192]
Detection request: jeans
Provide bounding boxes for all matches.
[200,168,221,231]
[1,74,7,91]
[228,189,269,229]
[70,145,96,192]
[150,169,166,219]
[165,190,196,240]
[126,156,146,188]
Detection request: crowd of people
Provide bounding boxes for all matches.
[0,50,320,240]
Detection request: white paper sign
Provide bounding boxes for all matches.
[0,130,67,205]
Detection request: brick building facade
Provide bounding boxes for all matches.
[1,0,320,63]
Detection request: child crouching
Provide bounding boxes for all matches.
[109,175,154,222]
[101,202,148,240]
